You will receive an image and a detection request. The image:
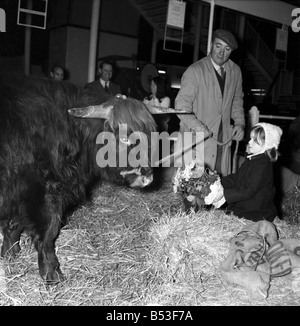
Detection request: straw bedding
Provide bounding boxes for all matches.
[0,168,300,306]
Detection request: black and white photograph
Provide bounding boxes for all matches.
[0,0,300,308]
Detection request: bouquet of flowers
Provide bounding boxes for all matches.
[173,160,225,210]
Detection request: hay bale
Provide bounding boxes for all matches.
[280,167,300,194]
[1,179,300,306]
[281,185,300,225]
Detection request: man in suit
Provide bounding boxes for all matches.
[85,61,121,101]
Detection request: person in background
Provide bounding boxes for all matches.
[174,29,245,177]
[49,65,65,81]
[85,61,121,102]
[207,123,283,222]
[143,76,171,132]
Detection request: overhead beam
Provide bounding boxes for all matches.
[201,0,296,26]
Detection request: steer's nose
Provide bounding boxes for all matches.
[130,174,153,188]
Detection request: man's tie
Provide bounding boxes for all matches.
[104,82,109,93]
[219,67,225,80]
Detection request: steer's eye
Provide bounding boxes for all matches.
[120,136,131,145]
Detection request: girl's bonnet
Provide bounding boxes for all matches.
[255,122,283,150]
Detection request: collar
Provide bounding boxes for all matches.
[100,79,109,87]
[246,152,266,160]
[210,57,225,72]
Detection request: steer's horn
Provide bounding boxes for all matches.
[68,104,113,119]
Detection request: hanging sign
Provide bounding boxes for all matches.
[17,0,48,30]
[164,0,186,53]
[0,8,6,32]
[275,28,288,52]
[166,0,186,29]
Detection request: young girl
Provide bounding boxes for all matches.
[143,76,171,132]
[208,122,283,222]
[143,76,170,109]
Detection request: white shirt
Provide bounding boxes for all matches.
[210,58,225,76]
[100,79,109,88]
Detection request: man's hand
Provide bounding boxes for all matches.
[232,125,244,141]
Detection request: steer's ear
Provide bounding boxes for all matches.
[68,104,113,119]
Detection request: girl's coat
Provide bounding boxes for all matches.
[221,153,277,221]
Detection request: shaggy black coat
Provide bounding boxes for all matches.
[0,76,156,284]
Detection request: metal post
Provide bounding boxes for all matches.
[207,0,215,55]
[238,14,246,66]
[88,0,101,83]
[24,0,32,75]
[193,3,202,62]
[151,30,158,63]
[238,14,246,44]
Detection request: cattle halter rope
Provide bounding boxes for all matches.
[154,133,238,173]
[148,104,239,171]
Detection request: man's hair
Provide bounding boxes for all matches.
[99,61,114,70]
[152,76,168,100]
[50,64,64,73]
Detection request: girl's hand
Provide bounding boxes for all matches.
[212,196,226,208]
